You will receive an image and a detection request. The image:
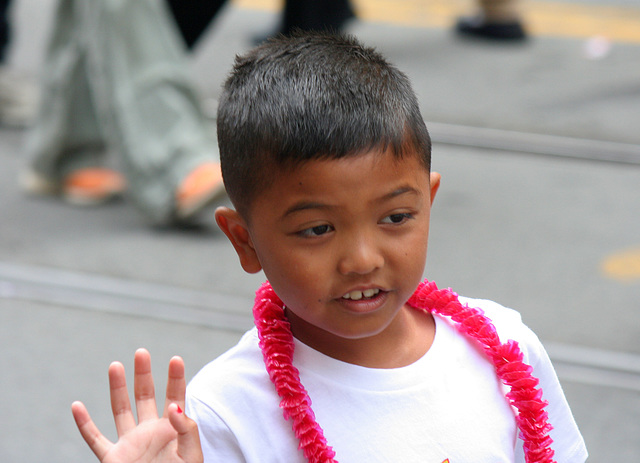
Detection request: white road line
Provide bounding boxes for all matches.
[427,122,640,165]
[0,261,254,333]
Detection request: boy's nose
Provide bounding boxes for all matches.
[337,236,384,276]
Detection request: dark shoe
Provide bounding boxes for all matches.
[456,15,527,41]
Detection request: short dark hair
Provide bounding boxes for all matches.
[217,32,431,217]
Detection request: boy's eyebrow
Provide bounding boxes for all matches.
[377,186,421,203]
[283,186,421,218]
[282,201,334,218]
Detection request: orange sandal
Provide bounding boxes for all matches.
[22,167,126,206]
[175,162,225,221]
[62,168,126,206]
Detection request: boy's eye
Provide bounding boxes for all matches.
[298,224,333,237]
[380,213,413,224]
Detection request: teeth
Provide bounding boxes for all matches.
[363,289,378,298]
[342,288,380,300]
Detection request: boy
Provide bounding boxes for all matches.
[71,33,587,462]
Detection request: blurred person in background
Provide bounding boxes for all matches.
[21,0,227,227]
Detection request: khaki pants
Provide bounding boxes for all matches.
[25,0,216,224]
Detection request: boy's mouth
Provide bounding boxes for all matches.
[341,288,380,301]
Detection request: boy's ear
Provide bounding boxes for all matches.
[214,207,263,274]
[429,172,441,205]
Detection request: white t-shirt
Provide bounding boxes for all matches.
[186,296,587,462]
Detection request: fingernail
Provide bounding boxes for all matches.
[177,405,183,414]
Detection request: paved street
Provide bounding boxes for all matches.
[1,0,639,461]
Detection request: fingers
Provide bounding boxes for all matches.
[168,403,204,463]
[165,357,201,462]
[133,348,159,423]
[71,401,113,461]
[108,361,137,435]
[163,356,187,417]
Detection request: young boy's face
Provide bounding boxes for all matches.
[216,148,440,360]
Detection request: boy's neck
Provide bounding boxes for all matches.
[286,306,436,369]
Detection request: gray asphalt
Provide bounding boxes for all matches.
[1,1,640,461]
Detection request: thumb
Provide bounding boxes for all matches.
[168,403,204,463]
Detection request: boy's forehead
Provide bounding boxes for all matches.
[278,147,428,181]
[246,148,430,216]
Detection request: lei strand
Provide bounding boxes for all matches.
[253,280,556,463]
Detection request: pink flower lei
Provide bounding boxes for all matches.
[253,280,556,463]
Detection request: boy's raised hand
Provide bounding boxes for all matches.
[71,349,203,463]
